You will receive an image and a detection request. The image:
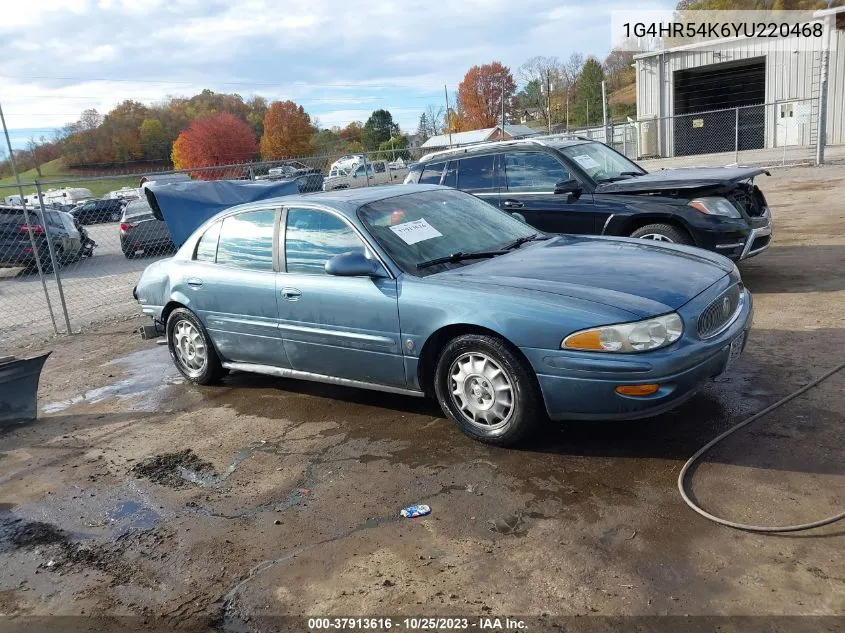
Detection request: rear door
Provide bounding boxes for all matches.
[277,205,405,388]
[179,208,290,367]
[455,154,499,207]
[499,151,595,234]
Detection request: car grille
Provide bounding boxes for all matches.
[698,285,742,339]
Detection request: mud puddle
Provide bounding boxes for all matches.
[131,449,217,489]
[43,347,183,414]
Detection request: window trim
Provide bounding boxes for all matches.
[280,203,394,279]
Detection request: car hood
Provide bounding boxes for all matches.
[433,236,732,317]
[595,167,769,194]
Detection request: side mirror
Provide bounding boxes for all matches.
[554,178,581,195]
[325,251,386,278]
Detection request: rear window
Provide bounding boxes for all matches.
[123,200,154,221]
[419,162,445,185]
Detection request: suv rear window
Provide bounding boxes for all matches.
[123,200,154,221]
[457,155,495,191]
[419,162,445,185]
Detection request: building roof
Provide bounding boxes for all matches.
[421,124,540,149]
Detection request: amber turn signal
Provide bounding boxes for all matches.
[615,384,660,396]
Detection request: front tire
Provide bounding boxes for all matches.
[629,223,692,245]
[166,308,225,385]
[434,334,543,446]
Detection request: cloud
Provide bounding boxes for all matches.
[0,0,675,142]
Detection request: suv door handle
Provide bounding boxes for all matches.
[187,277,203,287]
[281,287,302,301]
[502,199,524,209]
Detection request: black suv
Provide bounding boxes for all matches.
[70,198,125,224]
[405,139,772,261]
[0,206,93,273]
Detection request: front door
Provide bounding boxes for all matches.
[499,151,595,234]
[278,206,405,388]
[182,208,289,367]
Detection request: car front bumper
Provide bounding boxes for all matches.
[522,290,753,421]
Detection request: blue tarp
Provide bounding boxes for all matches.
[144,179,300,247]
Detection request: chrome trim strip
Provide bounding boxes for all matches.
[715,242,744,250]
[739,225,772,260]
[276,322,395,345]
[699,289,746,340]
[600,214,615,235]
[221,361,425,397]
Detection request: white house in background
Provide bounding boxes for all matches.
[420,124,540,151]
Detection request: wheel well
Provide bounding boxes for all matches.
[618,216,696,245]
[160,300,185,326]
[416,324,530,397]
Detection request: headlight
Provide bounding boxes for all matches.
[688,197,741,219]
[562,313,684,353]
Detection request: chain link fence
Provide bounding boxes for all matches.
[1,101,840,350]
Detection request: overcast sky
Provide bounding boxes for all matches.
[1,0,673,148]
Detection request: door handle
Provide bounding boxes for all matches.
[187,277,203,287]
[281,287,302,301]
[502,199,524,209]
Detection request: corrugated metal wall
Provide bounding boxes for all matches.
[635,15,844,156]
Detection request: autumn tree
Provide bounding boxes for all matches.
[362,110,399,151]
[139,119,169,161]
[517,57,567,128]
[259,100,314,159]
[246,95,268,139]
[457,62,516,130]
[171,112,258,177]
[310,128,341,155]
[337,121,363,145]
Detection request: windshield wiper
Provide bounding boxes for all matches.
[416,250,508,270]
[596,175,635,183]
[503,233,551,250]
[619,171,644,177]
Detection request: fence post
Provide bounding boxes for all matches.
[734,107,740,165]
[35,182,73,334]
[0,101,59,335]
[815,50,829,166]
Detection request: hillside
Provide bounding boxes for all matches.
[0,159,140,198]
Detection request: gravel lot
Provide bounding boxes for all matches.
[1,164,844,631]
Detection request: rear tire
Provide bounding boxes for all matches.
[629,223,692,245]
[123,246,136,259]
[434,334,543,446]
[166,308,225,385]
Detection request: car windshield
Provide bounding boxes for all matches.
[558,142,645,183]
[358,189,538,277]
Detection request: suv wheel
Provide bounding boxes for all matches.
[166,308,225,385]
[629,223,692,245]
[434,334,542,446]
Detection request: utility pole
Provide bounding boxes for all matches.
[601,80,609,143]
[501,78,506,132]
[546,69,552,135]
[444,85,453,148]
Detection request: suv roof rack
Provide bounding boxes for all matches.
[417,135,593,163]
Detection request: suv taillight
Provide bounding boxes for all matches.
[19,224,44,234]
[120,222,137,232]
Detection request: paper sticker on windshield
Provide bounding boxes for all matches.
[389,218,443,245]
[571,154,600,169]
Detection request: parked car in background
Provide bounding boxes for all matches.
[322,160,408,191]
[406,139,772,261]
[107,186,142,201]
[120,199,175,258]
[329,154,366,174]
[133,185,752,446]
[70,198,125,224]
[0,206,94,273]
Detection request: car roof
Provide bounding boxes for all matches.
[223,184,450,219]
[416,137,592,164]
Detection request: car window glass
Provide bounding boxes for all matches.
[443,161,457,188]
[45,212,64,229]
[374,162,386,173]
[504,152,571,192]
[195,221,222,262]
[216,210,276,271]
[124,200,154,221]
[419,162,444,185]
[285,208,366,275]
[457,155,495,190]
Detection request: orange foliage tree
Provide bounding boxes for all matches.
[457,62,516,130]
[259,100,314,159]
[171,112,258,179]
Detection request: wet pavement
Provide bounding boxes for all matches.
[1,166,845,631]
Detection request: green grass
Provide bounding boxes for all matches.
[0,159,140,199]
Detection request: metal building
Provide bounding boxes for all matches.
[634,6,844,159]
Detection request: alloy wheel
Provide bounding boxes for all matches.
[172,319,207,376]
[449,352,514,430]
